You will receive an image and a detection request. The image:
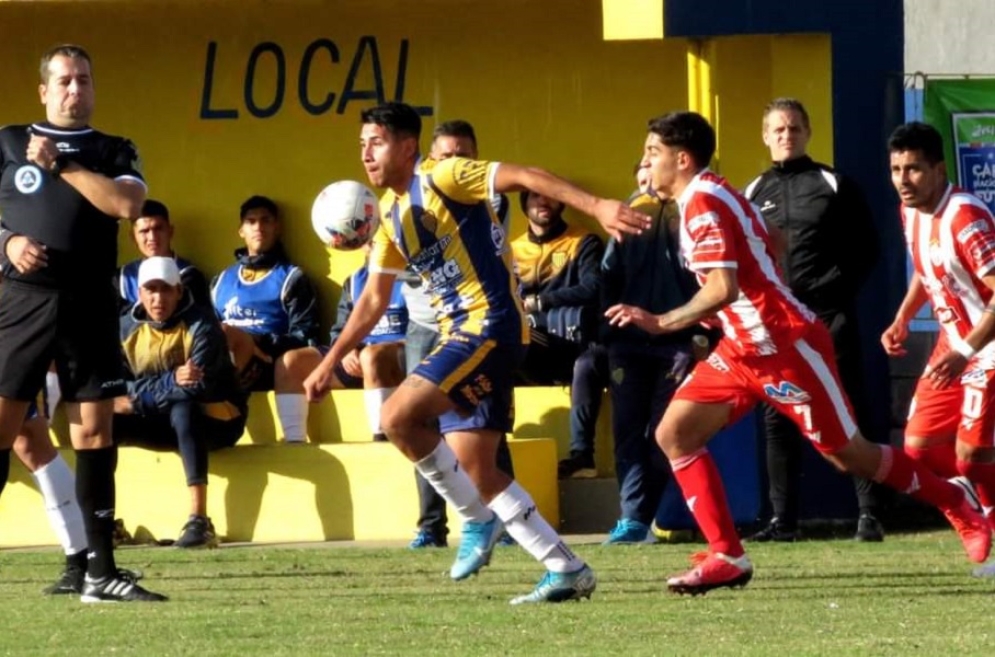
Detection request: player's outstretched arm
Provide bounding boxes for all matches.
[303,270,396,402]
[605,267,738,334]
[492,163,650,241]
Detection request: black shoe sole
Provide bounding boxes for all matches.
[667,570,753,596]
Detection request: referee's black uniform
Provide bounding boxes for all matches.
[745,155,882,540]
[0,121,165,601]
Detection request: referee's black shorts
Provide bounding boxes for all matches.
[0,278,125,402]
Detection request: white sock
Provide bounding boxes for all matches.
[32,456,87,555]
[45,371,61,426]
[489,481,583,573]
[275,393,308,443]
[363,387,396,436]
[414,440,492,523]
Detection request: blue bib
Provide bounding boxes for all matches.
[351,265,408,344]
[212,262,296,336]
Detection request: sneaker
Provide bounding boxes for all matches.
[174,515,219,549]
[667,551,753,596]
[557,453,597,480]
[80,570,168,603]
[450,515,502,581]
[409,529,447,549]
[603,518,651,545]
[509,565,597,605]
[854,514,884,542]
[42,565,84,596]
[972,561,995,578]
[943,495,992,563]
[746,517,797,543]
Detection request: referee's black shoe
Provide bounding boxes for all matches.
[81,570,168,603]
[42,564,85,595]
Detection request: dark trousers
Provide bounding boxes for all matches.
[762,307,879,526]
[608,342,692,524]
[113,401,245,487]
[407,322,516,535]
[519,336,608,459]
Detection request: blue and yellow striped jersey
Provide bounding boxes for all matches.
[369,157,528,345]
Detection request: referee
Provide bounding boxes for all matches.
[745,98,884,543]
[0,44,165,601]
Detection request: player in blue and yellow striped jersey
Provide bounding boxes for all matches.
[303,102,648,604]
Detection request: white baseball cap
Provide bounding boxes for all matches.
[138,256,181,287]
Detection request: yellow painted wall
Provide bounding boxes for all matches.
[0,0,688,330]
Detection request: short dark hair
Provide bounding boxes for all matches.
[137,199,169,223]
[433,120,477,147]
[240,195,279,221]
[763,98,811,130]
[888,122,945,165]
[40,44,92,83]
[360,102,422,140]
[647,112,716,169]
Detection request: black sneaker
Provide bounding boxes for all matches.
[557,453,596,480]
[854,514,885,542]
[747,517,798,542]
[174,515,219,549]
[42,565,84,595]
[80,570,168,603]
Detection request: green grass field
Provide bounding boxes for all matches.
[1,531,993,656]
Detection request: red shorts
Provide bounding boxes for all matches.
[905,338,995,447]
[672,322,858,454]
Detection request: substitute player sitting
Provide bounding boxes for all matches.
[606,111,990,595]
[883,122,995,537]
[304,102,648,604]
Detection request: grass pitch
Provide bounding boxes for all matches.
[1,530,992,656]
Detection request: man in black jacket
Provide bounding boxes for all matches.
[745,98,883,542]
[599,174,702,543]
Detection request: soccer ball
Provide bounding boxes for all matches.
[311,180,380,251]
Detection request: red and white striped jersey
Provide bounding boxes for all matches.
[903,184,995,362]
[677,170,816,356]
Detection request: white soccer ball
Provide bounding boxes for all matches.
[311,180,380,251]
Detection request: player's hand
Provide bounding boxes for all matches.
[113,395,134,415]
[342,349,362,378]
[175,359,204,387]
[924,350,968,390]
[5,235,48,273]
[880,319,908,357]
[303,362,335,402]
[26,135,60,171]
[593,198,651,242]
[605,303,663,334]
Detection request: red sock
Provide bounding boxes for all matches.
[905,443,958,479]
[875,445,962,509]
[957,459,995,512]
[670,449,744,557]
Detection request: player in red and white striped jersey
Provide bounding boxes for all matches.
[883,122,995,544]
[607,112,990,595]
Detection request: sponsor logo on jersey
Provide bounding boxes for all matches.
[762,380,812,404]
[14,165,43,194]
[760,200,776,213]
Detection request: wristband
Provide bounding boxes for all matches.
[951,337,977,359]
[50,155,68,179]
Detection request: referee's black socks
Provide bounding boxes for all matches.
[75,446,118,579]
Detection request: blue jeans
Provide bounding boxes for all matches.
[608,342,692,524]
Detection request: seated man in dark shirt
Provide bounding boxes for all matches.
[118,199,211,311]
[114,257,248,548]
[511,191,609,480]
[211,196,322,444]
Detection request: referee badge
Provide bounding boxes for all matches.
[14,165,43,194]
